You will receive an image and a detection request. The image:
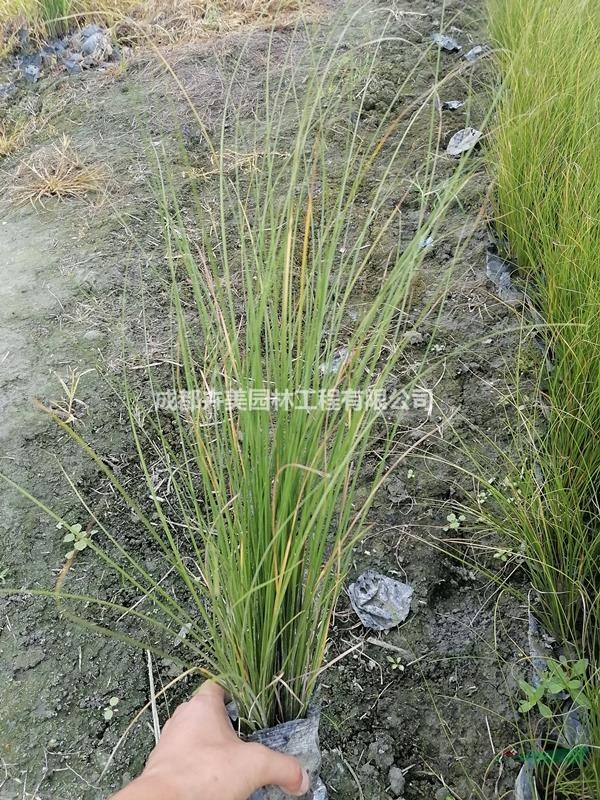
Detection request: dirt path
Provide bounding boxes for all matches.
[1,3,529,798]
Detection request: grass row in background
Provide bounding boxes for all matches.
[0,0,301,43]
[0,0,130,34]
[486,0,600,795]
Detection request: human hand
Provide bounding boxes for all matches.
[110,681,309,800]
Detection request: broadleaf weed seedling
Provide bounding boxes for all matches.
[518,657,592,719]
[386,655,405,672]
[57,521,95,560]
[102,696,120,721]
[443,512,466,532]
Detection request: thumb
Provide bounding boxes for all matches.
[246,743,310,796]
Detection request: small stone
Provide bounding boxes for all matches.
[388,767,405,797]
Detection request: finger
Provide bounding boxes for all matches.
[245,744,309,797]
[193,680,225,703]
[187,680,236,734]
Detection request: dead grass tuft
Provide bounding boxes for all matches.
[0,120,29,158]
[10,134,106,206]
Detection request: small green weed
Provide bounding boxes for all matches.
[57,521,94,559]
[102,696,119,721]
[386,655,405,672]
[443,512,466,532]
[518,657,591,719]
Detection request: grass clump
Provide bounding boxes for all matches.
[11,134,105,205]
[485,0,600,793]
[38,0,72,36]
[5,17,471,732]
[0,120,28,157]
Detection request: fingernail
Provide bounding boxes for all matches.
[299,769,310,795]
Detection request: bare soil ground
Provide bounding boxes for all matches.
[1,2,533,798]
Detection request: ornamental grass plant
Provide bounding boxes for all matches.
[480,0,600,793]
[3,11,472,732]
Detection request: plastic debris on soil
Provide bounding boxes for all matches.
[515,761,540,800]
[15,53,42,83]
[173,622,192,646]
[419,235,434,249]
[430,32,461,52]
[319,346,349,375]
[0,83,17,100]
[447,128,482,156]
[558,706,589,748]
[11,24,119,83]
[249,705,326,800]
[348,570,413,631]
[438,99,464,111]
[527,613,553,687]
[486,248,523,304]
[515,613,590,800]
[464,44,491,63]
[534,335,554,373]
[533,462,545,491]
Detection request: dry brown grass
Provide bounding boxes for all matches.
[10,134,106,206]
[113,0,303,48]
[0,120,29,158]
[1,0,302,50]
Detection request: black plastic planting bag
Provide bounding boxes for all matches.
[248,705,326,800]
